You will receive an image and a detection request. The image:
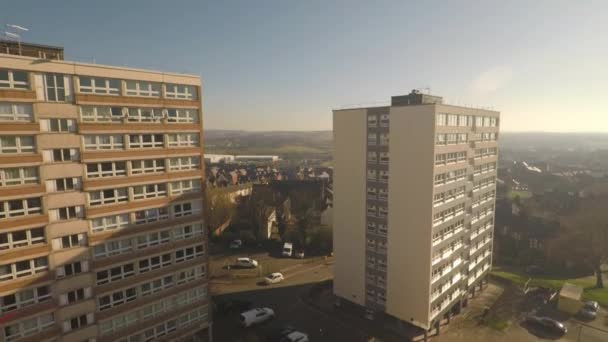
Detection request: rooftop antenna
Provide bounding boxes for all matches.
[4,24,29,55]
[415,87,431,94]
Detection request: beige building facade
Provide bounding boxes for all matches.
[333,91,499,331]
[0,43,208,342]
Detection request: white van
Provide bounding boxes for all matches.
[236,257,258,268]
[282,242,293,257]
[239,307,275,327]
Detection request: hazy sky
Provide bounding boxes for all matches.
[4,1,608,132]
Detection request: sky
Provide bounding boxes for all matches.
[4,1,608,132]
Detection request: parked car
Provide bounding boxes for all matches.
[281,331,309,342]
[295,250,305,259]
[523,316,567,335]
[214,299,251,315]
[578,300,600,320]
[583,301,600,312]
[282,242,293,257]
[268,326,308,342]
[236,257,258,268]
[229,239,243,249]
[239,307,275,327]
[264,272,285,284]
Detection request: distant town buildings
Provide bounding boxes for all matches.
[204,153,279,163]
[333,90,499,334]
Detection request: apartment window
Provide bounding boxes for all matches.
[89,188,128,206]
[3,313,54,342]
[436,113,447,126]
[0,103,33,122]
[446,133,458,145]
[367,115,377,127]
[0,285,50,313]
[170,179,201,195]
[0,136,35,153]
[458,115,468,127]
[168,156,200,171]
[139,253,172,273]
[47,177,80,192]
[91,214,130,233]
[367,151,377,163]
[490,117,498,127]
[173,202,193,217]
[98,287,137,311]
[0,69,29,89]
[133,183,167,200]
[378,188,388,200]
[446,152,458,164]
[379,114,389,127]
[0,198,42,219]
[379,133,389,146]
[367,169,376,181]
[167,108,198,123]
[44,73,66,101]
[436,134,446,145]
[99,312,139,335]
[367,187,377,199]
[379,170,389,183]
[0,257,48,282]
[125,80,160,97]
[0,227,44,251]
[134,207,169,224]
[458,133,467,143]
[447,114,458,126]
[131,159,165,174]
[379,152,389,164]
[40,118,76,133]
[165,83,196,100]
[86,161,126,178]
[141,275,175,296]
[136,230,170,249]
[47,148,79,162]
[80,106,124,122]
[367,205,376,217]
[56,260,88,278]
[127,107,163,122]
[167,133,199,147]
[475,116,483,127]
[52,234,86,250]
[367,222,376,233]
[50,206,83,221]
[173,224,204,240]
[63,313,94,332]
[378,206,388,218]
[59,287,91,305]
[177,266,205,285]
[367,133,377,146]
[0,167,38,187]
[83,134,124,150]
[378,223,388,236]
[175,245,204,263]
[96,263,135,285]
[79,77,120,95]
[129,134,164,148]
[141,319,177,340]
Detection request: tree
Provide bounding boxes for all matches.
[561,195,608,288]
[203,189,236,235]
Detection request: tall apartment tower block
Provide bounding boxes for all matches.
[333,90,499,331]
[0,42,209,342]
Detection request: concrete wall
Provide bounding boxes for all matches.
[386,104,436,329]
[333,108,367,306]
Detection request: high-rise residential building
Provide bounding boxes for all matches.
[333,90,499,333]
[0,42,209,342]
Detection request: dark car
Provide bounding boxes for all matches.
[583,301,600,312]
[524,316,567,335]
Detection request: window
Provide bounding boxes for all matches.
[80,106,124,122]
[89,188,128,206]
[44,73,66,101]
[0,227,44,251]
[0,136,35,153]
[379,133,389,146]
[367,151,377,163]
[0,257,48,282]
[141,276,175,296]
[127,107,163,122]
[91,214,129,233]
[50,206,83,221]
[40,118,76,133]
[129,134,164,148]
[436,134,446,145]
[167,133,199,147]
[47,177,79,192]
[52,234,86,250]
[0,286,50,313]
[446,133,458,144]
[133,183,167,200]
[0,167,38,187]
[59,287,91,305]
[435,154,446,166]
[84,135,124,150]
[173,224,204,240]
[131,159,165,174]
[3,313,54,342]
[175,245,204,263]
[48,148,79,162]
[134,207,169,224]
[56,260,88,278]
[167,108,199,123]
[139,253,172,273]
[125,80,160,97]
[96,263,135,285]
[436,113,446,126]
[63,313,94,332]
[379,114,389,127]
[177,266,206,285]
[86,161,126,178]
[447,114,458,126]
[475,116,483,127]
[165,83,197,100]
[168,156,199,171]
[367,133,377,146]
[0,198,42,219]
[170,179,201,195]
[79,77,120,95]
[173,202,193,217]
[0,103,33,122]
[379,152,389,164]
[367,169,377,181]
[379,170,389,183]
[367,115,377,127]
[136,230,170,249]
[0,69,29,89]
[98,287,137,311]
[458,115,468,127]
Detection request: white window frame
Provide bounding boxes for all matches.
[136,230,170,249]
[89,188,128,206]
[127,107,163,122]
[131,159,165,175]
[0,167,38,187]
[49,148,79,162]
[98,286,137,311]
[93,238,133,259]
[172,202,194,217]
[52,233,86,250]
[134,207,169,224]
[90,213,130,233]
[132,183,167,200]
[0,198,42,219]
[164,83,196,100]
[0,257,48,282]
[170,179,201,196]
[3,313,54,342]
[44,73,66,102]
[86,161,127,178]
[0,136,35,154]
[138,253,172,273]
[129,134,164,148]
[125,80,160,97]
[80,106,124,123]
[84,134,124,150]
[174,245,204,263]
[0,69,29,89]
[0,285,51,313]
[0,227,45,251]
[96,263,135,285]
[173,223,204,240]
[50,206,83,221]
[166,108,198,123]
[56,260,88,279]
[0,103,33,122]
[78,77,120,95]
[168,156,199,171]
[167,133,199,147]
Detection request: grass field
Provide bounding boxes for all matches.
[507,190,533,200]
[491,266,608,306]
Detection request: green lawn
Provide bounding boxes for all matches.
[507,190,533,200]
[491,266,608,307]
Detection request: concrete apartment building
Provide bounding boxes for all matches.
[333,91,499,334]
[0,42,209,342]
